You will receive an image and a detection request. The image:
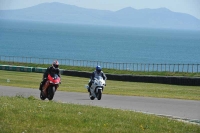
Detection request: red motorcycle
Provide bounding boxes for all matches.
[40,73,61,100]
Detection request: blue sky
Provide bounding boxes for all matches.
[0,0,200,19]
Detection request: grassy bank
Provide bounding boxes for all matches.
[0,96,199,133]
[1,61,200,77]
[1,70,200,100]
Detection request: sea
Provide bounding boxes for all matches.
[0,19,200,64]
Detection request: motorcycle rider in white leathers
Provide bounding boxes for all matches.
[87,66,107,94]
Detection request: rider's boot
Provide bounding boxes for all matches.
[87,86,90,92]
[39,83,43,91]
[87,86,92,96]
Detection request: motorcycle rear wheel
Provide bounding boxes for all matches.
[90,93,95,100]
[90,96,95,100]
[40,91,46,100]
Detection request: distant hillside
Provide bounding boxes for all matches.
[0,2,200,30]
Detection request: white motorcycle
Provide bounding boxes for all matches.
[86,76,106,100]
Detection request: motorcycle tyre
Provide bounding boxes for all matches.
[90,93,95,100]
[48,86,55,100]
[90,96,95,100]
[40,91,46,100]
[97,89,102,100]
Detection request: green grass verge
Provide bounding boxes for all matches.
[1,70,200,100]
[0,96,199,133]
[1,61,200,77]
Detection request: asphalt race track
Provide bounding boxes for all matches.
[0,85,200,124]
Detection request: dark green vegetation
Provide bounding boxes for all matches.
[1,96,199,133]
[1,61,200,77]
[1,70,200,100]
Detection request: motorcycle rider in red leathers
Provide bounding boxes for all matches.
[39,60,60,91]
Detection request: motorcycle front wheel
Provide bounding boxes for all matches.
[47,86,55,100]
[97,89,102,100]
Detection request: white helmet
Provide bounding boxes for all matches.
[52,60,59,69]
